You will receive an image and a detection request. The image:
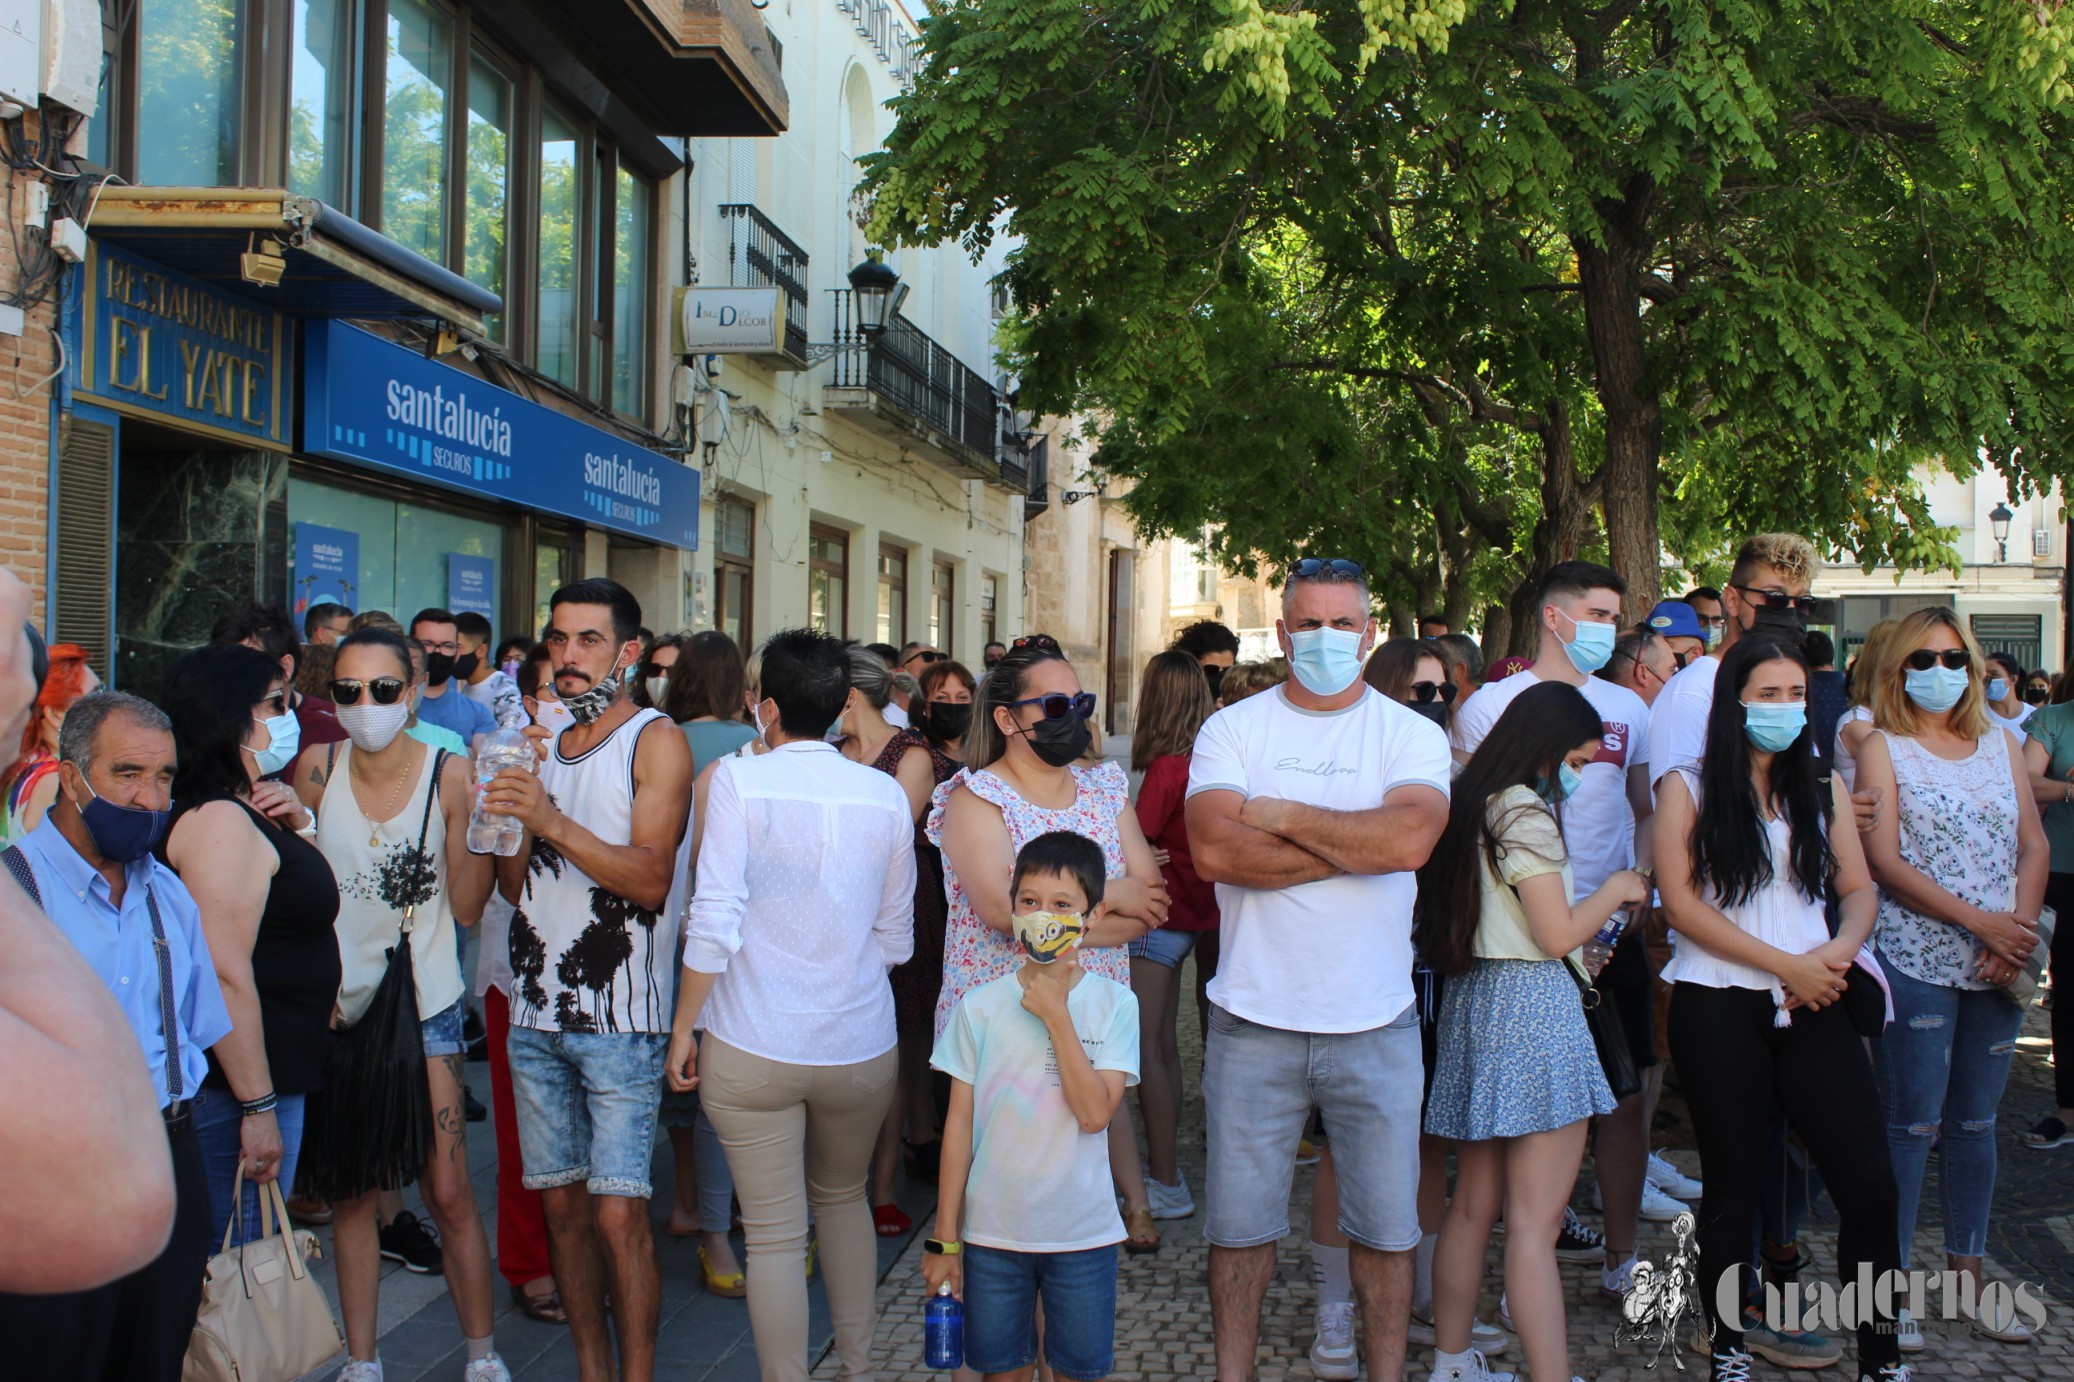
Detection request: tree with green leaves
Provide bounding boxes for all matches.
[866,0,2074,637]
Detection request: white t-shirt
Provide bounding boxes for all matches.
[1451,668,1650,895]
[1646,654,1721,792]
[932,969,1140,1252]
[1187,684,1451,1033]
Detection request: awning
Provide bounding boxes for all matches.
[85,188,502,337]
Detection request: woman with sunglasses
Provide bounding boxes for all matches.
[1127,651,1220,1222]
[636,632,691,713]
[157,643,341,1248]
[291,627,511,1382]
[1853,606,2046,1349]
[930,635,1172,1251]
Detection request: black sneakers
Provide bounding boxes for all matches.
[1554,1206,1605,1264]
[379,1209,444,1274]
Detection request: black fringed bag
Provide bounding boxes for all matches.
[298,750,446,1202]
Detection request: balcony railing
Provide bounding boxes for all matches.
[828,289,1004,477]
[1022,436,1051,519]
[718,204,810,365]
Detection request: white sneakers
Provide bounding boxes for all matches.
[1602,1252,1638,1300]
[1309,1300,1360,1380]
[1647,1150,1704,1200]
[1423,1347,1513,1382]
[1407,1307,1509,1355]
[1588,1178,1691,1221]
[462,1358,512,1382]
[1143,1167,1195,1220]
[1897,1307,1925,1353]
[337,1360,383,1382]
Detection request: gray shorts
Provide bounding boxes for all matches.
[1202,1001,1423,1252]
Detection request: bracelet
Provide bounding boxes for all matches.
[241,1092,279,1117]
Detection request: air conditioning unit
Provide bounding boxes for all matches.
[41,0,96,115]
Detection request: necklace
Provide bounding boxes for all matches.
[348,747,416,848]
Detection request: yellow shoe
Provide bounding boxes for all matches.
[698,1244,745,1299]
[1296,1138,1321,1166]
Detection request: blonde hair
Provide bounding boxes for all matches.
[1870,607,1991,741]
[1846,618,1899,712]
[1729,533,1819,589]
[1219,659,1288,705]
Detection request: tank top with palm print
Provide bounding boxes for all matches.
[510,706,680,1034]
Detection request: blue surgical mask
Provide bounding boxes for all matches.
[1286,626,1366,696]
[78,779,171,863]
[1987,677,2010,704]
[244,709,301,777]
[1537,762,1586,803]
[1742,700,1807,753]
[1904,665,1969,715]
[1703,624,1724,651]
[1557,611,1617,675]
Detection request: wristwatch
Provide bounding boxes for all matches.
[923,1238,961,1256]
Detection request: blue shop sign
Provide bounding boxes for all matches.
[77,242,290,448]
[302,321,699,549]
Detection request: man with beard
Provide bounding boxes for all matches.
[482,578,694,1382]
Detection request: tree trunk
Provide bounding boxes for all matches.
[1502,398,1594,657]
[1479,604,1511,666]
[1575,220,1664,621]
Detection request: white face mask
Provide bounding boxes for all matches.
[335,700,411,754]
[534,698,577,737]
[645,674,670,706]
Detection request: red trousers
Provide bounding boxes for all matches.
[485,986,552,1286]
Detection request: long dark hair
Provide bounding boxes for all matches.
[162,643,282,807]
[662,630,747,722]
[1414,681,1605,975]
[967,636,1072,768]
[1690,635,1832,907]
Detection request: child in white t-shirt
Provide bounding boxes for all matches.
[924,830,1141,1382]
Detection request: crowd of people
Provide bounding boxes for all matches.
[0,533,2057,1382]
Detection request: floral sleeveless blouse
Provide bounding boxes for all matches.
[1875,728,2019,991]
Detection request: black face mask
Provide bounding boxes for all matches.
[453,652,480,680]
[1750,605,1810,639]
[1203,664,1226,696]
[2025,685,2052,706]
[424,652,456,685]
[1409,701,1450,727]
[924,702,974,741]
[1022,710,1093,767]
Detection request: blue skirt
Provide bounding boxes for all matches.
[1423,957,1617,1141]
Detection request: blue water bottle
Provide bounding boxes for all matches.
[925,1285,964,1369]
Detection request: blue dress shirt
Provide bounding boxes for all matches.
[416,684,495,745]
[16,820,233,1108]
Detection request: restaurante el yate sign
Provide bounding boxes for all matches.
[77,243,289,447]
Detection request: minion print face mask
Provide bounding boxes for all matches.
[1012,909,1086,964]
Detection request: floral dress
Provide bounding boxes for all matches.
[926,759,1134,1037]
[1875,728,2019,991]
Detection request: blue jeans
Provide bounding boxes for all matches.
[962,1243,1118,1381]
[1871,956,2023,1264]
[507,1026,668,1198]
[1126,927,1198,969]
[192,1088,307,1248]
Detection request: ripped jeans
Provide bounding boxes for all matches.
[1870,955,2023,1266]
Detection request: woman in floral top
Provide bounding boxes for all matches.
[1854,606,2047,1348]
[928,635,1171,1250]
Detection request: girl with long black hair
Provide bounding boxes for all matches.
[1653,635,1902,1382]
[1417,680,1649,1382]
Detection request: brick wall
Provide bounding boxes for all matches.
[0,110,66,629]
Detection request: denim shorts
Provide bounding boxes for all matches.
[962,1243,1118,1381]
[506,1026,668,1198]
[420,998,467,1059]
[1202,1001,1423,1251]
[1126,926,1198,969]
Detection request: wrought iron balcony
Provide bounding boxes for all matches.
[825,289,1026,491]
[717,205,810,367]
[1021,436,1051,519]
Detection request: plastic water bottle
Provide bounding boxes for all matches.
[924,1285,963,1369]
[1583,907,1631,977]
[467,727,533,856]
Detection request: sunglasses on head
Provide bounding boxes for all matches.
[1290,557,1365,580]
[1407,681,1457,705]
[1732,585,1817,616]
[1006,691,1097,721]
[1903,648,1971,672]
[330,676,409,706]
[1011,634,1061,653]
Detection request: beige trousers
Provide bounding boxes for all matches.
[700,1034,901,1382]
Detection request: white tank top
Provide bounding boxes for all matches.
[510,707,681,1034]
[318,743,464,1027]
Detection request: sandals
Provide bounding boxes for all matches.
[1122,1206,1162,1255]
[511,1284,568,1325]
[874,1203,913,1237]
[2025,1114,2071,1149]
[698,1244,747,1299]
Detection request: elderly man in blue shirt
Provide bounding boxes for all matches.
[0,689,234,1382]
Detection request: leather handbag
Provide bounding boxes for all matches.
[1564,955,1641,1102]
[184,1174,344,1382]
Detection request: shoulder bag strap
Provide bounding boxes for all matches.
[2,844,40,908]
[142,882,184,1103]
[400,749,447,935]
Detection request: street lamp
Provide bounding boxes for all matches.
[847,251,905,339]
[1990,501,2014,563]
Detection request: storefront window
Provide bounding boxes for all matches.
[877,543,907,647]
[716,499,754,651]
[808,525,846,637]
[931,561,954,654]
[289,0,355,206]
[980,574,998,648]
[137,0,245,185]
[465,53,514,341]
[533,538,576,640]
[290,474,503,632]
[612,167,652,419]
[382,0,453,266]
[538,106,581,388]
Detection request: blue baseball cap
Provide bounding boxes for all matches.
[1647,600,1706,641]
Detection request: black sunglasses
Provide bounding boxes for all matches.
[906,650,945,666]
[1290,558,1365,580]
[330,676,409,706]
[639,662,672,680]
[255,692,286,716]
[1732,585,1817,616]
[1903,648,1971,672]
[1006,691,1097,721]
[1406,680,1457,705]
